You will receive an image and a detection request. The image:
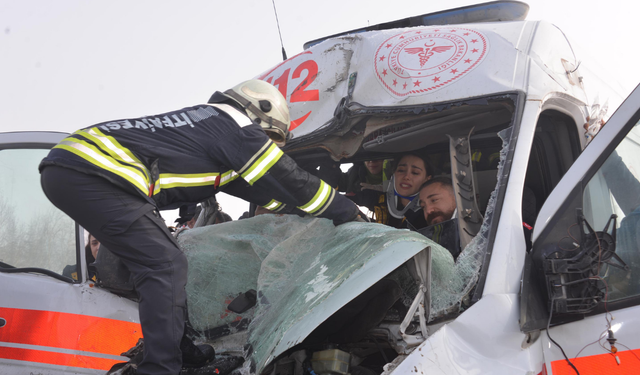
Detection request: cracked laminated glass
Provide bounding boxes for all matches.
[179,215,454,369]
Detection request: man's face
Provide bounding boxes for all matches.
[419,182,456,225]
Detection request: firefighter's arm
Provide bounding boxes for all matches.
[216,125,359,224]
[221,175,298,215]
[252,152,359,224]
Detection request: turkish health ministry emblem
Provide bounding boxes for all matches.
[374,28,489,97]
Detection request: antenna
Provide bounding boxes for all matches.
[271,0,288,61]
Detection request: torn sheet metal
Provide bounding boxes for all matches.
[385,294,542,375]
[255,22,532,141]
[179,215,457,373]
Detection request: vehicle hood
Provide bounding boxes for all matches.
[178,215,447,373]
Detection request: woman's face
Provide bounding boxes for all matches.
[394,155,430,197]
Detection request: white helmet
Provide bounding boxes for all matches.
[224,80,290,146]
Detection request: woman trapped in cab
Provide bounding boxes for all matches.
[373,153,432,229]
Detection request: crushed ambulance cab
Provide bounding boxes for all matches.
[2,1,640,374]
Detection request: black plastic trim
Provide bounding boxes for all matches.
[284,91,521,152]
[303,1,529,50]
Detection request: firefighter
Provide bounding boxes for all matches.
[39,80,360,375]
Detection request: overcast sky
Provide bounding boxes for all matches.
[2,0,639,221]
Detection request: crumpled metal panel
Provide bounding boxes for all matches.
[255,22,530,141]
[179,215,458,373]
[386,294,543,375]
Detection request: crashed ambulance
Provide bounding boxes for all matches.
[2,1,640,374]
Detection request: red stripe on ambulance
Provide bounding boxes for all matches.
[0,307,142,369]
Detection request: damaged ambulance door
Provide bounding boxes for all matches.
[520,85,640,373]
[0,132,141,375]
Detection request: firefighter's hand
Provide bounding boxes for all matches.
[334,204,369,225]
[355,209,371,222]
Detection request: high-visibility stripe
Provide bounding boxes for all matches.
[549,347,640,374]
[220,170,239,186]
[0,346,121,371]
[433,224,443,243]
[0,307,141,370]
[152,178,161,195]
[157,172,219,189]
[471,150,482,163]
[241,143,284,185]
[313,188,335,217]
[154,170,238,193]
[78,128,150,180]
[238,141,271,174]
[54,139,150,195]
[299,180,332,215]
[207,103,253,127]
[488,152,501,165]
[264,199,283,212]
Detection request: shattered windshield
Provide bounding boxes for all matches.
[180,215,446,371]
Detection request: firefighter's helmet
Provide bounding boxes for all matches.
[224,80,290,146]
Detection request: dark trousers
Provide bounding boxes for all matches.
[41,166,188,375]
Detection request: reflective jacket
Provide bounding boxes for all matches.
[39,95,358,224]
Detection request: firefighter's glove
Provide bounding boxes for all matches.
[354,207,371,223]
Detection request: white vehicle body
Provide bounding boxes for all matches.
[0,132,142,374]
[1,2,639,374]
